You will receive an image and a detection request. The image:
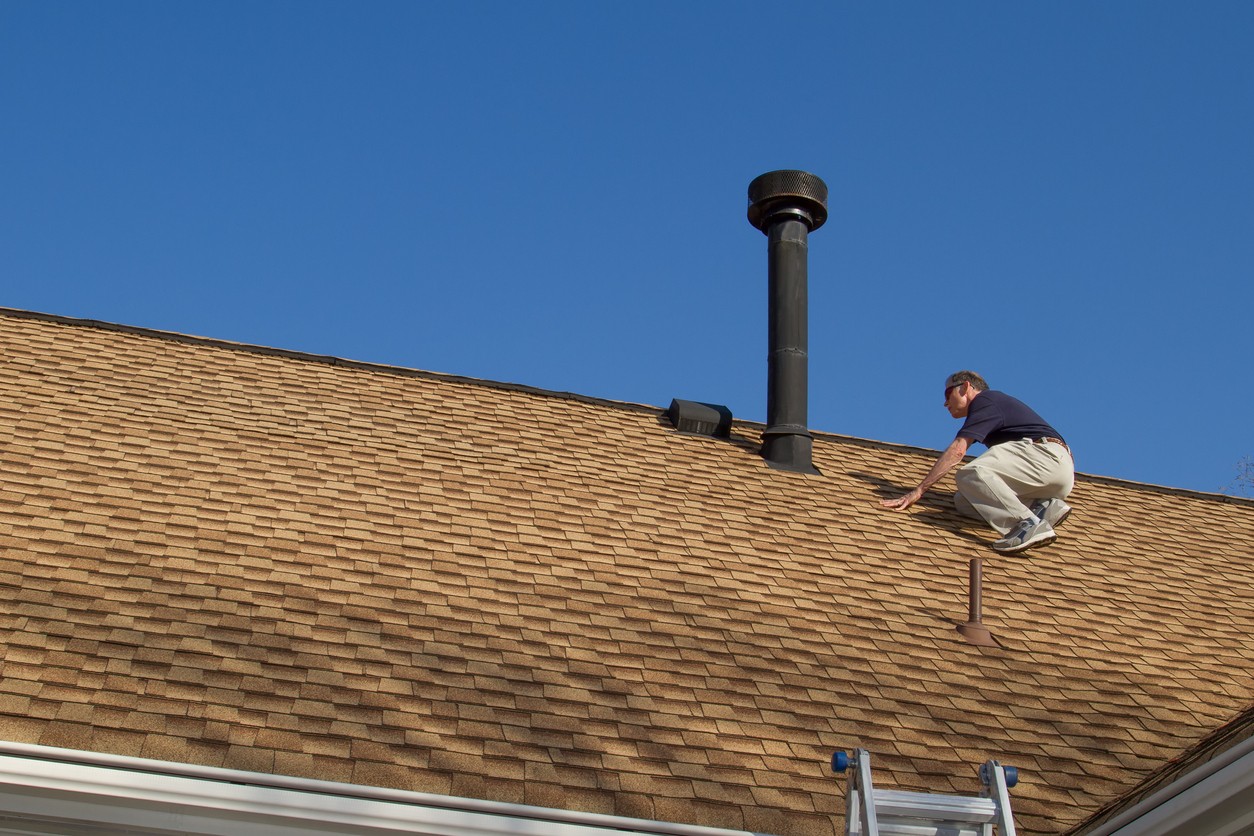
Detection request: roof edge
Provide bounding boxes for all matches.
[0,739,762,836]
[0,305,663,416]
[5,306,1250,507]
[1069,702,1254,834]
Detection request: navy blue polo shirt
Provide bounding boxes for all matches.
[957,390,1063,448]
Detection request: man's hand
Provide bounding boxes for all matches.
[879,437,970,514]
[881,488,923,511]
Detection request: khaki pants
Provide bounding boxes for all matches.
[954,439,1074,535]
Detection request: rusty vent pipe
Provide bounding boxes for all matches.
[957,558,999,647]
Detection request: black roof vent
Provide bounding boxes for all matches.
[747,169,828,475]
[747,169,828,232]
[666,399,733,438]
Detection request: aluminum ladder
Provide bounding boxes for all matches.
[832,748,1019,836]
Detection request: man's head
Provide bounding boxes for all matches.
[943,370,987,418]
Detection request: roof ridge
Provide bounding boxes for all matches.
[4,305,1250,508]
[0,305,663,415]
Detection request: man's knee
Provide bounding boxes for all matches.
[953,490,982,520]
[954,461,984,492]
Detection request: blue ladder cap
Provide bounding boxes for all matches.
[980,761,1019,789]
[831,751,849,773]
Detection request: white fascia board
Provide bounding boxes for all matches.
[1084,743,1254,836]
[0,742,768,836]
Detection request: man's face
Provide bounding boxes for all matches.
[944,382,976,418]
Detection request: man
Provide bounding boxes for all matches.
[881,371,1074,554]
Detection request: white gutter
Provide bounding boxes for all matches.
[0,740,772,836]
[1079,734,1254,836]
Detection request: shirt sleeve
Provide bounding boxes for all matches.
[957,397,1003,445]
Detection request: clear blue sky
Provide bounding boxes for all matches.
[3,2,1252,496]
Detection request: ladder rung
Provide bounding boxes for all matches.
[873,788,997,821]
[869,822,988,836]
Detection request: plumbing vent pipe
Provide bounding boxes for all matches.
[747,170,827,474]
[957,558,999,647]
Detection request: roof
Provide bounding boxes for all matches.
[1,307,1252,836]
[1069,700,1254,834]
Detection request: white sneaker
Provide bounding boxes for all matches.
[1029,498,1072,529]
[993,517,1056,554]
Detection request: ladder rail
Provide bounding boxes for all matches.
[981,759,1018,836]
[834,749,1019,836]
[852,752,882,836]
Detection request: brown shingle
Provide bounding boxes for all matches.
[1,308,1252,835]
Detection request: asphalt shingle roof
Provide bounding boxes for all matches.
[1,308,1251,835]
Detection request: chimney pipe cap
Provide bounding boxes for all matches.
[747,170,828,232]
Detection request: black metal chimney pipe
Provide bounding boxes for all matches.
[747,170,828,474]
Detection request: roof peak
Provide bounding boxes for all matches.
[4,305,1249,507]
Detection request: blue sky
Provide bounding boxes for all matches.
[3,2,1252,496]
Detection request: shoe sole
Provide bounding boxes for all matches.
[992,529,1057,555]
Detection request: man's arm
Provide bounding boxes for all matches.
[880,436,971,511]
